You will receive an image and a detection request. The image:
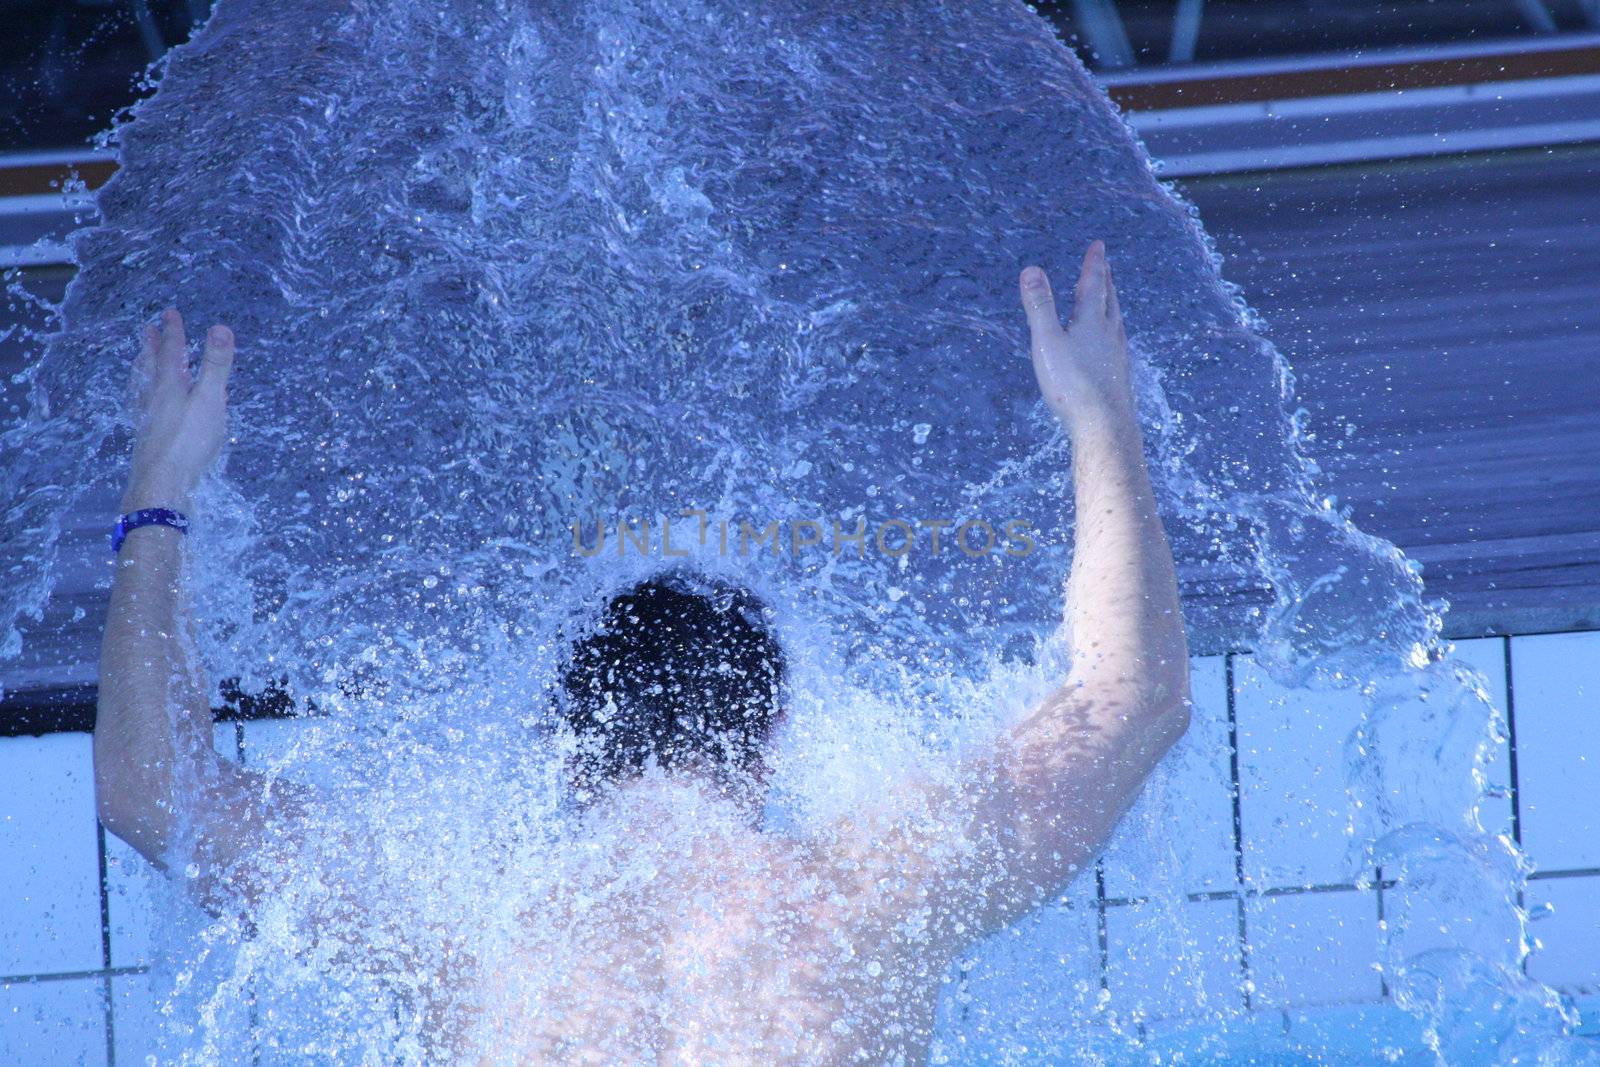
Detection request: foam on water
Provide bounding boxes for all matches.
[2,0,1592,1061]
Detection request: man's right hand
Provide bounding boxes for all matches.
[1019,240,1136,439]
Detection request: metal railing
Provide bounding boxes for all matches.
[1050,0,1600,70]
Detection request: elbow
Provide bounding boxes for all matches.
[1162,692,1192,750]
[1128,692,1189,773]
[92,743,138,848]
[92,718,167,864]
[1147,666,1192,754]
[92,714,123,829]
[94,771,169,869]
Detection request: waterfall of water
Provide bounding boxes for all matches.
[2,0,1584,1061]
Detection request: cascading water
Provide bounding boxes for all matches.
[2,0,1591,1062]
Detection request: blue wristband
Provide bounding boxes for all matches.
[112,508,190,554]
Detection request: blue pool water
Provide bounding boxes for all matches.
[2,0,1594,1062]
[1101,999,1600,1065]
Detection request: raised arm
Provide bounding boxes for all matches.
[824,242,1190,945]
[990,240,1191,896]
[94,313,473,1051]
[94,310,302,901]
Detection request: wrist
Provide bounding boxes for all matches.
[121,483,191,514]
[1061,397,1138,444]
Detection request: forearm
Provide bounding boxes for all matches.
[966,410,1188,905]
[942,248,1193,927]
[95,520,216,864]
[1062,408,1188,708]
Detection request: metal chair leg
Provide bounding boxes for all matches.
[1169,0,1206,64]
[1070,0,1137,69]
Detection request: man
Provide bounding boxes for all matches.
[95,240,1191,1064]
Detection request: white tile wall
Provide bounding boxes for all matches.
[1101,656,1236,898]
[1449,637,1515,845]
[1245,889,1383,1010]
[104,836,155,970]
[103,722,239,969]
[1377,855,1522,975]
[0,733,103,976]
[1234,656,1368,889]
[1526,876,1600,996]
[1104,896,1243,1024]
[0,977,106,1066]
[111,970,167,1066]
[1512,631,1600,872]
[937,897,1106,1063]
[1234,639,1510,893]
[240,717,302,768]
[241,717,332,785]
[0,627,1597,1059]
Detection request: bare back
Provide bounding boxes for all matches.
[470,788,950,1066]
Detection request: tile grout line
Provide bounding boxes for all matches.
[103,969,117,1067]
[1094,861,1111,994]
[237,719,264,1067]
[1503,634,1531,979]
[1504,635,1525,851]
[1102,878,1398,909]
[1528,866,1600,881]
[96,821,117,1067]
[95,822,112,970]
[0,966,150,985]
[1224,652,1253,1013]
[1374,863,1389,1001]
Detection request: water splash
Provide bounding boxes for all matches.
[2,0,1585,1061]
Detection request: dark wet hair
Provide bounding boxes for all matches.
[557,573,785,788]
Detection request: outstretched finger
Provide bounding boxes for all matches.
[139,323,158,363]
[129,325,160,413]
[157,308,188,377]
[196,324,235,395]
[1104,250,1122,322]
[1073,240,1108,323]
[135,324,159,380]
[1019,266,1063,344]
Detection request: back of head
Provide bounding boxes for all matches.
[557,572,785,791]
